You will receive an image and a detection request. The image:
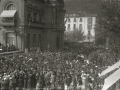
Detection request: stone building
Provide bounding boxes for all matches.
[0,0,65,52]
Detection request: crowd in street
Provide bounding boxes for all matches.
[0,47,119,90]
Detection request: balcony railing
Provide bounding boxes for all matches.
[1,19,15,26]
[28,19,46,27]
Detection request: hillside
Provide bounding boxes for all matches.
[64,0,102,14]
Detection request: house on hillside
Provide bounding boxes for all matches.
[64,12,96,43]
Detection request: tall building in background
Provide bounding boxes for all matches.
[0,0,65,52]
[65,12,96,42]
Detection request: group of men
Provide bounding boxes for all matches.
[0,43,16,52]
[0,48,118,90]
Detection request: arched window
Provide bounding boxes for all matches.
[7,4,16,10]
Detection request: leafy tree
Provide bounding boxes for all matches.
[96,2,120,46]
[65,29,85,42]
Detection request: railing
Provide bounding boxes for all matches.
[0,51,23,58]
[1,19,15,26]
[30,21,45,27]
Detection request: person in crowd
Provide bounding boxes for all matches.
[0,46,119,90]
[27,72,32,90]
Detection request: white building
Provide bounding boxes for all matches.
[65,12,96,42]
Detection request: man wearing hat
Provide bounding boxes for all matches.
[0,75,2,90]
[27,72,32,90]
[18,72,24,90]
[12,75,17,90]
[23,74,28,89]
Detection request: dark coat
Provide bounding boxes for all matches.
[65,74,72,87]
[39,75,45,88]
[18,75,24,88]
[27,74,32,88]
[31,74,36,88]
[24,75,27,88]
[1,79,9,90]
[12,77,17,88]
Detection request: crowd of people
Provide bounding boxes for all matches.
[0,47,119,90]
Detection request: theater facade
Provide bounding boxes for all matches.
[0,0,65,52]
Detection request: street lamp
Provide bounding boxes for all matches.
[14,25,24,51]
[18,23,27,52]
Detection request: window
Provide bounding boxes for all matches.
[27,11,31,21]
[39,13,42,22]
[74,18,76,22]
[88,31,91,35]
[38,34,41,47]
[73,24,76,29]
[56,35,60,49]
[88,31,91,39]
[87,24,92,30]
[87,36,90,40]
[88,17,92,23]
[6,33,15,46]
[7,37,14,45]
[68,24,70,27]
[33,34,36,47]
[87,31,91,40]
[68,24,70,30]
[7,4,16,10]
[34,12,37,21]
[27,5,32,21]
[68,18,70,22]
[27,34,30,48]
[79,24,82,30]
[88,17,91,21]
[80,18,82,22]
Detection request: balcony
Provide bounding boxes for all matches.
[0,10,17,26]
[1,18,15,26]
[28,19,46,28]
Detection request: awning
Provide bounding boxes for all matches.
[0,10,17,17]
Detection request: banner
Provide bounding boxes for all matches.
[100,60,120,77]
[102,68,120,90]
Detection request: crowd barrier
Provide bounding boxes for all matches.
[0,51,23,58]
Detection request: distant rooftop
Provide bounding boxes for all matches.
[65,12,97,18]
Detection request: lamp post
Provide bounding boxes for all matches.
[18,24,24,51]
[14,25,24,51]
[19,23,27,52]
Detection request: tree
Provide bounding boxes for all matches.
[65,29,85,42]
[96,2,120,46]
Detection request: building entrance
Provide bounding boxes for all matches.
[6,32,15,46]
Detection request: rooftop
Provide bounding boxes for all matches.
[65,12,97,18]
